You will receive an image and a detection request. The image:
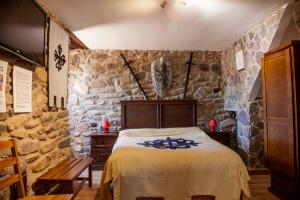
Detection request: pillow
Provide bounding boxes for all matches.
[119,127,207,138]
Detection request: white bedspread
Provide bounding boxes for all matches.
[100,127,251,200]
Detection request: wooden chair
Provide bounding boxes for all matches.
[0,139,73,200]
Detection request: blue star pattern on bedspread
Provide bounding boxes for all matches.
[138,137,200,149]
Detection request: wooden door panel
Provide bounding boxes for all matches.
[265,52,292,118]
[263,49,295,178]
[267,120,295,178]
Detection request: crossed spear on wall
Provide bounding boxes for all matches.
[120,52,195,100]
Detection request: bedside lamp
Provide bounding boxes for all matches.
[209,119,217,133]
[101,120,110,133]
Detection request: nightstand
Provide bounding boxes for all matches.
[206,130,231,147]
[90,132,118,170]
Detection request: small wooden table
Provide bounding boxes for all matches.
[36,157,93,196]
[90,132,118,170]
[206,130,231,147]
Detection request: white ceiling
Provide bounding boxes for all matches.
[43,0,293,51]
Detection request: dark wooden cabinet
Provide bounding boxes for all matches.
[206,130,230,147]
[262,41,300,199]
[90,132,118,170]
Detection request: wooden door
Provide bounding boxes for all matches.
[262,48,295,178]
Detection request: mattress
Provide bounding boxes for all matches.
[99,127,250,200]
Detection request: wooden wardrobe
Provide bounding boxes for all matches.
[262,41,300,199]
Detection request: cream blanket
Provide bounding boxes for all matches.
[100,127,250,200]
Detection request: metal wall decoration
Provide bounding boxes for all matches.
[48,20,69,108]
[151,56,172,98]
[54,44,66,71]
[183,52,195,99]
[120,53,149,100]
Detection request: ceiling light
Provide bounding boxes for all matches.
[179,0,187,6]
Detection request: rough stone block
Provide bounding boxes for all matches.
[25,153,40,163]
[37,134,47,141]
[0,113,8,121]
[50,149,64,160]
[18,140,39,155]
[24,119,40,129]
[35,68,47,83]
[57,110,69,118]
[32,107,44,118]
[220,118,236,130]
[0,122,8,134]
[41,113,56,125]
[238,110,249,126]
[91,79,107,88]
[250,126,260,137]
[32,156,51,173]
[11,130,28,139]
[44,125,53,133]
[40,142,55,154]
[199,63,209,71]
[48,131,60,139]
[51,122,62,131]
[211,63,222,75]
[255,121,264,129]
[6,115,30,131]
[59,138,71,148]
[62,128,70,137]
[38,128,45,135]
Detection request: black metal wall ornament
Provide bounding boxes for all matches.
[183,52,195,99]
[54,44,66,71]
[120,53,149,100]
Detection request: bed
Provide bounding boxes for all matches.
[99,100,250,200]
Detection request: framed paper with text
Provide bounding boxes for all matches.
[13,66,32,113]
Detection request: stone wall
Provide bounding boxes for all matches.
[68,50,226,155]
[0,53,71,196]
[221,7,285,169]
[248,100,264,166]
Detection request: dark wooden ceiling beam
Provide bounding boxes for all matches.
[69,32,88,50]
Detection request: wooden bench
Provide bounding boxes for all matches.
[35,157,93,197]
[0,139,73,200]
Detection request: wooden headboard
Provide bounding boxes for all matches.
[121,100,197,129]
